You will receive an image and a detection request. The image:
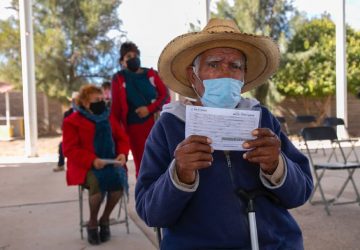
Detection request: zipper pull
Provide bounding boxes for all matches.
[224,151,232,168]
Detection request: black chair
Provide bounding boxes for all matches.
[275,116,290,135]
[301,126,360,215]
[296,115,317,124]
[295,115,326,155]
[323,117,359,162]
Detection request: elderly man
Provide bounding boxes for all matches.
[135,19,313,250]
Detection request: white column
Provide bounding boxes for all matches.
[206,0,211,22]
[336,0,347,138]
[5,92,10,128]
[43,93,50,133]
[19,0,38,156]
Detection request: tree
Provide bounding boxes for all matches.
[0,0,125,101]
[213,0,297,106]
[275,15,360,117]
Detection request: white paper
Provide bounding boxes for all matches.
[101,159,123,166]
[185,106,260,151]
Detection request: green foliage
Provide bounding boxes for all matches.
[214,0,295,41]
[275,16,360,97]
[213,0,297,105]
[0,0,124,101]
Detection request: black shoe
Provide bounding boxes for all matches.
[87,227,100,245]
[99,223,111,242]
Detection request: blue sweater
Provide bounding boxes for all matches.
[135,102,313,250]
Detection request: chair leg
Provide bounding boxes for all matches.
[117,194,122,220]
[309,170,331,215]
[346,142,360,163]
[123,193,130,234]
[115,193,130,234]
[79,186,84,240]
[348,170,360,204]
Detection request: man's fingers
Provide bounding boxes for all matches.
[177,151,213,162]
[180,143,214,154]
[244,145,280,157]
[252,128,276,137]
[243,135,280,149]
[177,160,212,170]
[177,135,212,149]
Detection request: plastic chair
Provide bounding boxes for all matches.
[301,126,360,215]
[323,117,359,162]
[78,186,130,239]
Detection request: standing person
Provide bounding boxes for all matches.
[135,19,313,249]
[111,41,170,178]
[101,81,112,107]
[63,84,130,245]
[53,91,78,172]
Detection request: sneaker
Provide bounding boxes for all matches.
[53,166,64,172]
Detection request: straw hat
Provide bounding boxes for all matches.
[158,18,280,98]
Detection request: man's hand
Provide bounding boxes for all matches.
[174,135,213,184]
[93,158,106,170]
[242,128,281,174]
[115,154,127,166]
[135,106,150,118]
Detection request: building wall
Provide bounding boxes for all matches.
[1,91,359,137]
[0,91,63,136]
[274,93,360,137]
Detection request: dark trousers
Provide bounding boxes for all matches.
[58,142,65,167]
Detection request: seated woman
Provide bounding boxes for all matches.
[62,84,130,245]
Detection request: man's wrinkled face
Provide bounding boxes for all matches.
[189,48,246,96]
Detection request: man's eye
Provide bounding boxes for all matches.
[231,64,242,70]
[208,62,218,68]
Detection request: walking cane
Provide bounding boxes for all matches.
[236,189,280,250]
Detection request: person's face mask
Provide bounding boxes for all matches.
[126,57,141,72]
[201,78,243,108]
[89,100,106,115]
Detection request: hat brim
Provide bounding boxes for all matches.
[158,32,280,98]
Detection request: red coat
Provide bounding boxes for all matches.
[62,112,130,186]
[111,68,170,130]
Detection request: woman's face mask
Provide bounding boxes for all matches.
[89,100,106,115]
[126,57,141,72]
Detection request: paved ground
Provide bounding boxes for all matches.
[1,136,360,250]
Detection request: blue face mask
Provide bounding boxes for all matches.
[200,78,244,109]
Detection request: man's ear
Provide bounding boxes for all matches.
[186,66,196,85]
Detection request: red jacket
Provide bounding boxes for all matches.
[62,112,130,186]
[111,68,170,130]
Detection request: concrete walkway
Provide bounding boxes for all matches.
[0,159,157,250]
[0,141,360,249]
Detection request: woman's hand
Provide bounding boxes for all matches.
[115,154,127,166]
[93,158,106,170]
[135,106,150,118]
[242,128,281,174]
[174,135,213,184]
